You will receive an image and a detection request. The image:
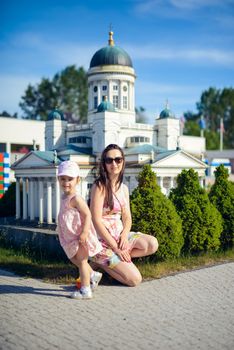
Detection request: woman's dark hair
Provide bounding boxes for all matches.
[95,144,125,210]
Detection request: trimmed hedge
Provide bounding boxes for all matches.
[209,165,234,249]
[130,165,183,260]
[169,169,222,254]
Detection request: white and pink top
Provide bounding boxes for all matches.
[57,194,102,259]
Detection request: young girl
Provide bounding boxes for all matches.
[90,144,158,287]
[57,160,103,299]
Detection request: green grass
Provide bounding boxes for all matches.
[135,249,234,280]
[0,245,233,285]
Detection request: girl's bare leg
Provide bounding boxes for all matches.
[70,246,91,287]
[130,234,158,258]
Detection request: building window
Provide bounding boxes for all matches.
[123,96,128,109]
[123,85,127,92]
[130,136,150,143]
[93,86,97,93]
[11,143,32,153]
[69,136,87,144]
[0,143,6,152]
[102,85,107,91]
[94,96,98,109]
[113,85,118,91]
[113,95,118,108]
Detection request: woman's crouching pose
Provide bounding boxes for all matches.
[90,144,158,286]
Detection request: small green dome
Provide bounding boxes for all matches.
[97,97,115,113]
[90,31,133,68]
[159,106,175,119]
[48,108,64,121]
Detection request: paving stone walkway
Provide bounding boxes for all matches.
[0,263,234,350]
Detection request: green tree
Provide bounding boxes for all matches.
[209,165,234,249]
[53,66,88,122]
[19,79,57,120]
[19,65,88,122]
[196,87,234,148]
[135,106,148,123]
[183,119,200,137]
[204,130,220,150]
[0,111,18,118]
[183,88,234,149]
[169,169,222,254]
[130,164,184,260]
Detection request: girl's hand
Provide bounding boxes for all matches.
[79,232,88,245]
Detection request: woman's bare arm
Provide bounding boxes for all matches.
[90,184,118,250]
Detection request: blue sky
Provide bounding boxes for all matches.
[1,0,234,123]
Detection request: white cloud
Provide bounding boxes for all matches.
[135,80,206,121]
[126,45,234,66]
[0,74,40,115]
[10,31,234,69]
[9,31,99,70]
[135,0,233,13]
[170,0,221,10]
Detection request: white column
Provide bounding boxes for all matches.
[158,176,163,190]
[15,178,21,219]
[119,80,123,109]
[22,178,27,220]
[34,180,39,219]
[55,179,60,223]
[47,180,52,224]
[97,83,101,106]
[170,177,174,189]
[6,142,11,154]
[107,80,110,101]
[29,179,35,221]
[39,179,44,224]
[130,82,134,112]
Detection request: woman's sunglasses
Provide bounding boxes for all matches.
[104,157,123,165]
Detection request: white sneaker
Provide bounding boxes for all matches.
[90,271,103,291]
[70,289,93,300]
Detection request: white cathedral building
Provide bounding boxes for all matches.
[12,31,207,224]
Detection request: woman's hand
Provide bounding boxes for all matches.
[118,233,129,250]
[113,247,131,262]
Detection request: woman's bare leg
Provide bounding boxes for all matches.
[89,234,158,287]
[100,261,142,287]
[130,234,158,258]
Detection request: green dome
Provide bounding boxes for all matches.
[48,108,64,121]
[90,32,133,68]
[90,46,133,68]
[159,107,175,119]
[97,98,115,113]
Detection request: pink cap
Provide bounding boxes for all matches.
[58,161,80,178]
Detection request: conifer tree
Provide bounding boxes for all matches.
[169,169,222,254]
[209,165,234,249]
[130,164,183,260]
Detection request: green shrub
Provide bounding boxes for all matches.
[130,164,184,260]
[209,165,234,249]
[169,169,222,254]
[0,182,16,217]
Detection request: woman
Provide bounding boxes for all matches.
[90,144,158,286]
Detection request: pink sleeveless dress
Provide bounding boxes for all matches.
[57,194,102,259]
[90,184,142,268]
